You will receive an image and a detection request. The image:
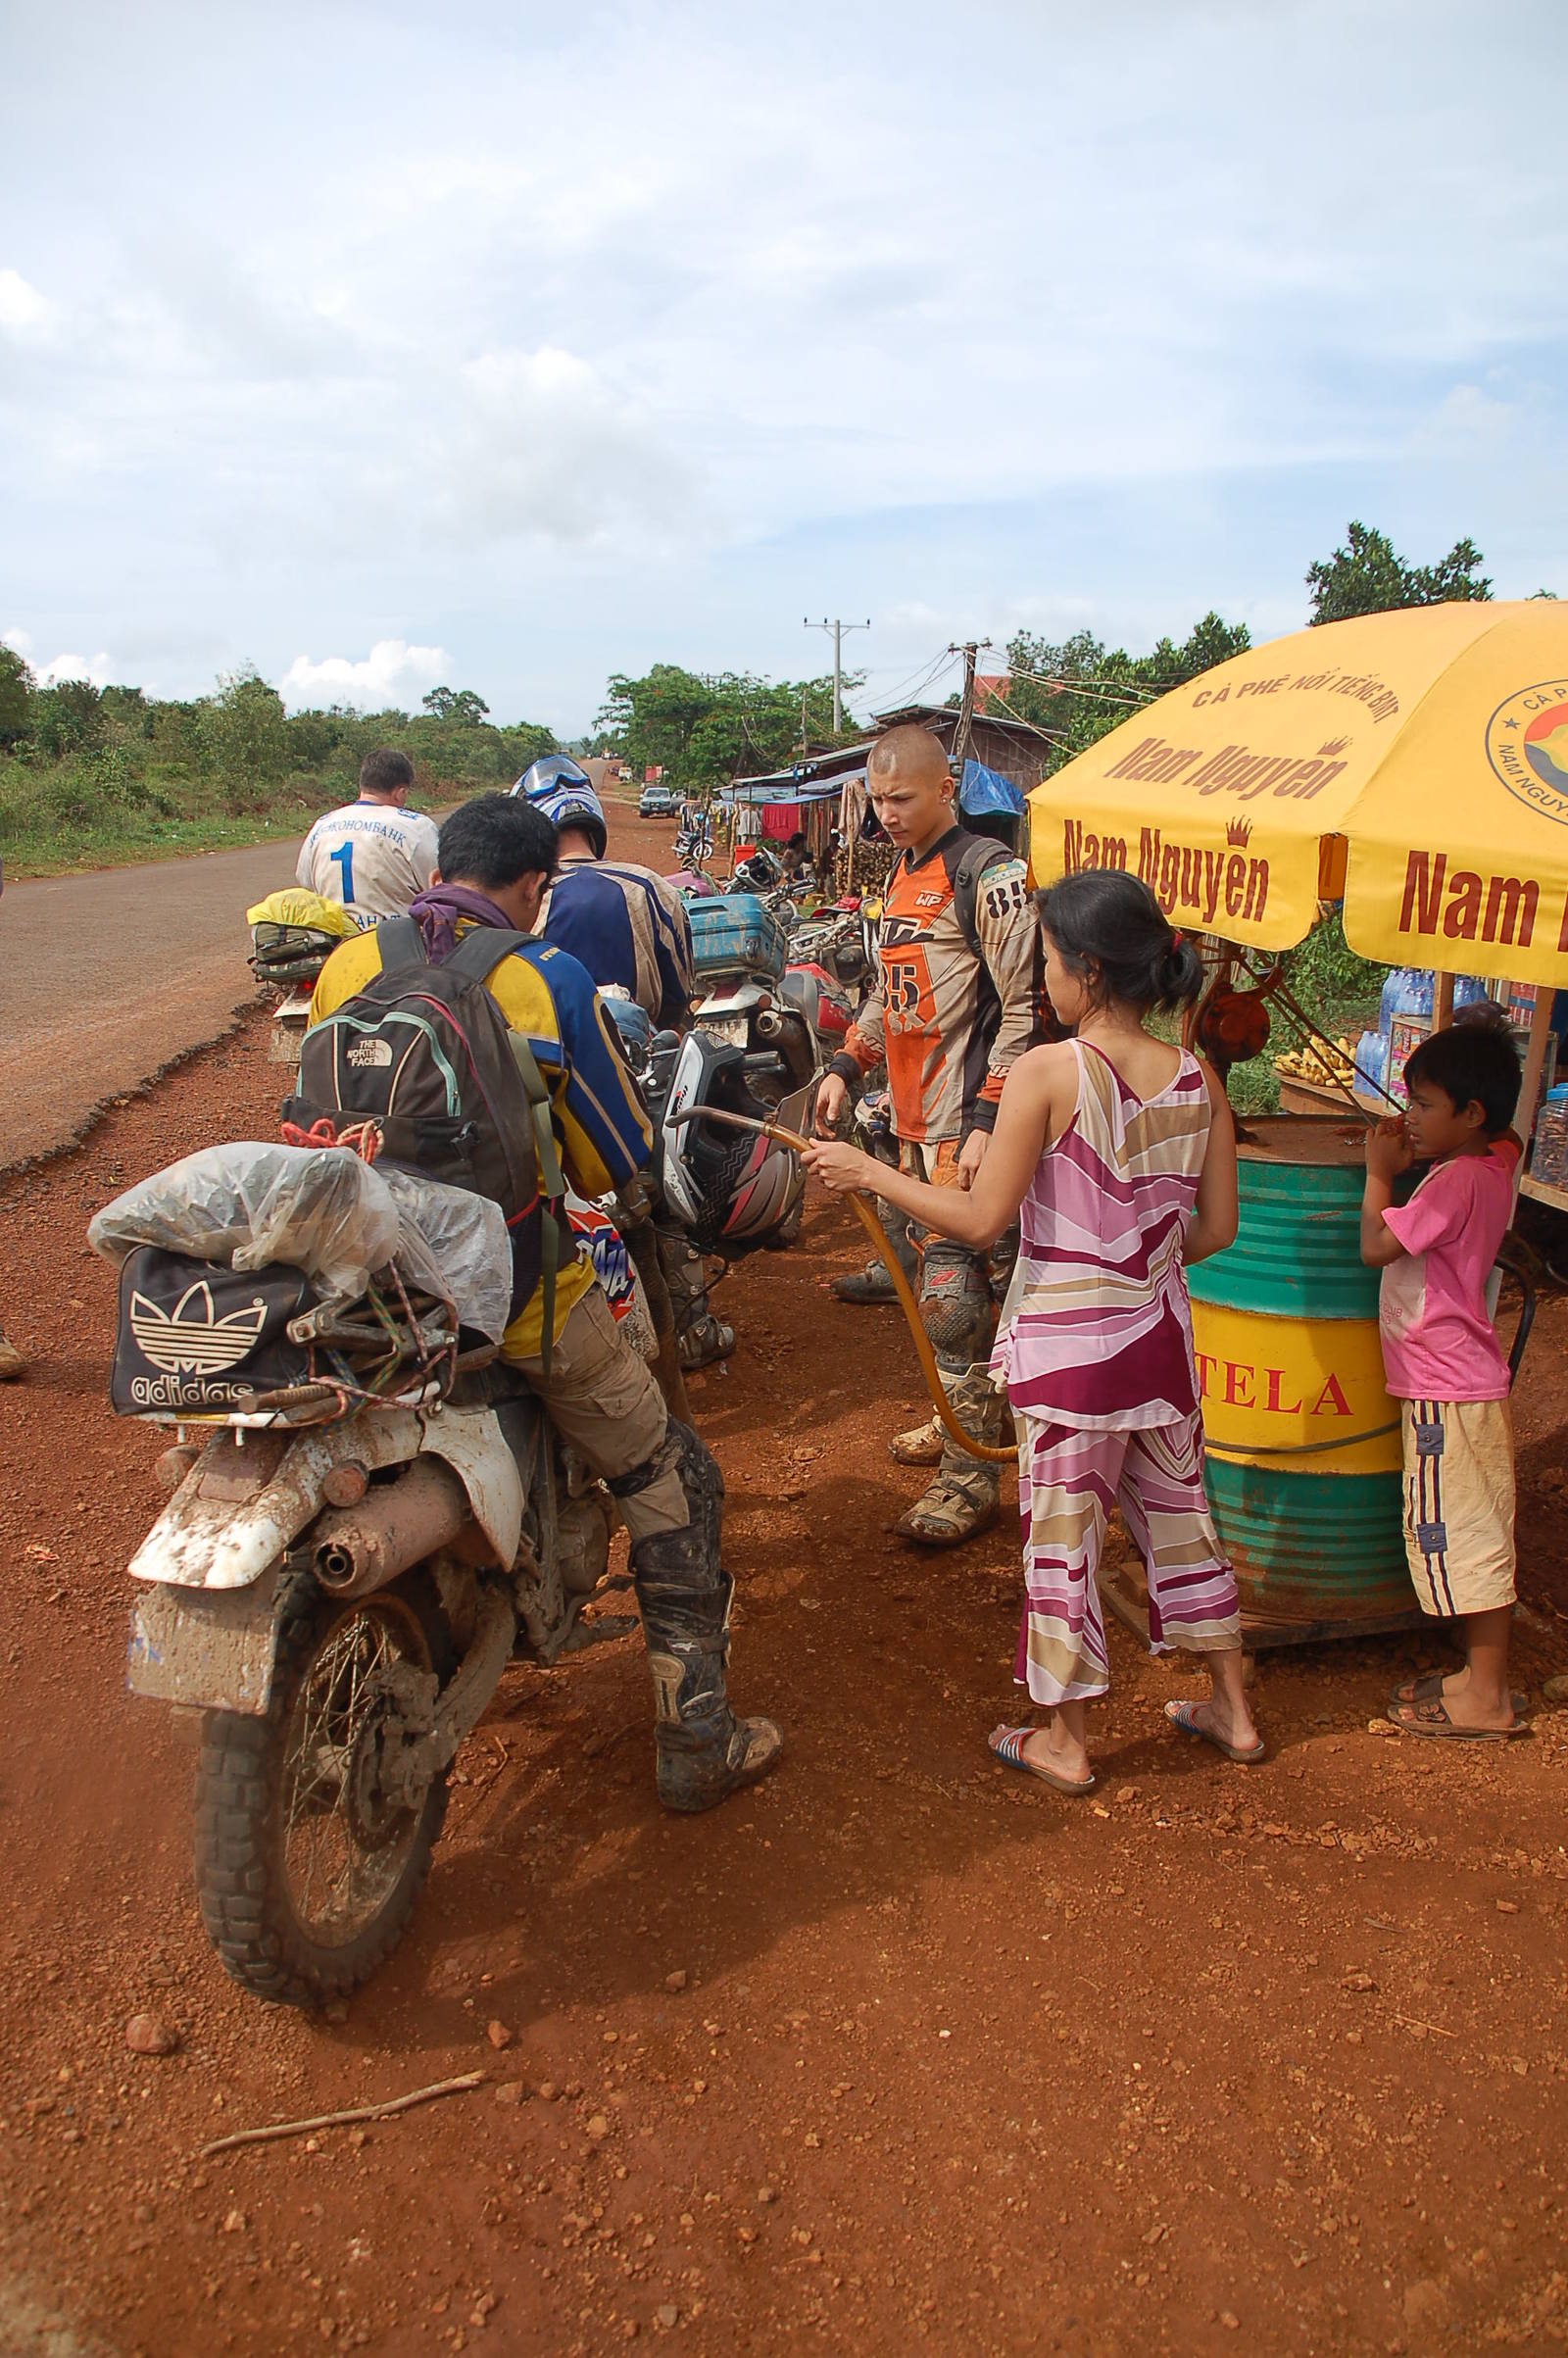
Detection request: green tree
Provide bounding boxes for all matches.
[198,667,287,798]
[30,678,104,761]
[1305,521,1492,625]
[0,645,33,749]
[1004,611,1250,777]
[597,664,855,792]
[422,686,491,725]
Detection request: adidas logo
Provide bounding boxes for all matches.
[128,1282,268,1376]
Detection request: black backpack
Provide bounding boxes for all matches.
[284,918,565,1359]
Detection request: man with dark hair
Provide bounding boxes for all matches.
[308,794,781,1811]
[297,747,440,919]
[512,759,729,1372]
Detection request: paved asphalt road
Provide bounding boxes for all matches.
[0,837,305,1172]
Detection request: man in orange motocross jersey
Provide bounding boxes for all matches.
[813,726,1045,1546]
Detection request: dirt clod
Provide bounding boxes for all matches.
[123,2013,179,2056]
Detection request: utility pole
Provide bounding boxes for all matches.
[805,615,870,737]
[949,637,994,779]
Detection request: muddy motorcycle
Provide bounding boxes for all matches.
[104,1167,637,2008]
[246,893,367,1069]
[685,888,828,1115]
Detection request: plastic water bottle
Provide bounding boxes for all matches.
[1353,1032,1390,1103]
[1379,968,1434,1031]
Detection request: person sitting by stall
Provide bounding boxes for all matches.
[806,868,1261,1791]
[1360,1021,1527,1741]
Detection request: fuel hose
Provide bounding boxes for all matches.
[670,1105,1015,1463]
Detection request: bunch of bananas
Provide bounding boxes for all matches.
[1275,1036,1355,1083]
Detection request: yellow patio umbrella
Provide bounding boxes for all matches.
[1026,600,1568,989]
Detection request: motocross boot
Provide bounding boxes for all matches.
[629,1422,782,1812]
[657,1225,735,1370]
[831,1199,916,1305]
[896,1363,1008,1548]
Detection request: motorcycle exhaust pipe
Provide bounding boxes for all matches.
[754,1007,783,1041]
[313,1458,471,1598]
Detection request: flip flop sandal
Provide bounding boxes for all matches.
[989,1725,1097,1796]
[1164,1699,1267,1764]
[1388,1672,1530,1718]
[1388,1696,1531,1743]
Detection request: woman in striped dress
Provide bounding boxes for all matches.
[807,869,1261,1793]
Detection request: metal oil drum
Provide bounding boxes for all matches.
[1183,1115,1415,1645]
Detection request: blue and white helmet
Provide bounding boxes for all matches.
[510,755,607,859]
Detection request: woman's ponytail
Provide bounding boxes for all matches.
[1152,930,1205,1014]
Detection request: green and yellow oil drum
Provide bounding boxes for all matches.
[1184,1116,1416,1645]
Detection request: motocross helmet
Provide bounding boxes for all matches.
[660,1032,806,1253]
[510,755,608,860]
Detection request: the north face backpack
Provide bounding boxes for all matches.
[284,918,565,1354]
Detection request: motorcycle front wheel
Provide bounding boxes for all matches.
[193,1567,453,2007]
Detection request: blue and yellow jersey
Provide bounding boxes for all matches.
[309,920,652,1356]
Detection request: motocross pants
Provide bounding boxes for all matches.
[899,1139,1016,1536]
[511,1286,778,1809]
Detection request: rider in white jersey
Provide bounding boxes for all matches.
[297,749,440,919]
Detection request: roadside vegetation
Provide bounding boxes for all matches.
[0,661,557,875]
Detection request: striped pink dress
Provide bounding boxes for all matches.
[992,1038,1241,1705]
[993,1039,1210,1422]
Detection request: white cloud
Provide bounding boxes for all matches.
[29,648,116,687]
[0,268,53,334]
[431,345,704,552]
[4,0,1568,722]
[277,639,450,712]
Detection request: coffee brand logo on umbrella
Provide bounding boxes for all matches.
[1485,680,1568,828]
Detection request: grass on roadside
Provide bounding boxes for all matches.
[2,753,438,876]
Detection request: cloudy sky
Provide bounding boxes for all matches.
[3,0,1565,733]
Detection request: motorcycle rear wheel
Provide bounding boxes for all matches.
[193,1567,453,2007]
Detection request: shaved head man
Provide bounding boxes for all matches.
[814,724,1046,1546]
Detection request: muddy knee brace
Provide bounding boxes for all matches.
[918,1238,996,1373]
[620,1419,726,1603]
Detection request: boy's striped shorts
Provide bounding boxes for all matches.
[1399,1398,1516,1618]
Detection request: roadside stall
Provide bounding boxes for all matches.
[1026,601,1568,1646]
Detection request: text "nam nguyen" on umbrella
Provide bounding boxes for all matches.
[1398,850,1565,953]
[1061,819,1270,926]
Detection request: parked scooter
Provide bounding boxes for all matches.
[94,1148,639,2008]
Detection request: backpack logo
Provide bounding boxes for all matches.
[128,1282,269,1375]
[346,1037,394,1068]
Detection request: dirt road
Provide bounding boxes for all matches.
[0,835,308,1173]
[2,811,1567,2356]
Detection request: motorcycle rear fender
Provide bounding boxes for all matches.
[128,1405,523,1592]
[694,979,767,1018]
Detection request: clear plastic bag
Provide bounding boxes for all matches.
[89,1145,405,1308]
[380,1169,511,1344]
[90,1143,514,1342]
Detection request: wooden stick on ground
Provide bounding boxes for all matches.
[198,2069,486,2159]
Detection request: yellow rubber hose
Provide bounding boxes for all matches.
[693,1108,1016,1464]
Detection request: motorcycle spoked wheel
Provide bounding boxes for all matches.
[193,1566,454,2008]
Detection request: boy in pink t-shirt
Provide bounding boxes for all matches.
[1360,1020,1525,1740]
